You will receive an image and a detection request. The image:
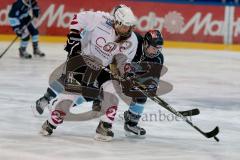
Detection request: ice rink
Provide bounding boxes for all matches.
[0,42,239,160]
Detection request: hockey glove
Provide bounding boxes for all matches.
[14,27,22,37]
[123,63,136,80]
[121,64,137,94]
[124,71,135,80]
[143,79,158,96]
[145,84,157,92]
[64,30,82,56]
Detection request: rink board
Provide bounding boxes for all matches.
[1,34,240,52]
[0,0,240,44]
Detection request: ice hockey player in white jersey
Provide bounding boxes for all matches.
[37,5,138,141]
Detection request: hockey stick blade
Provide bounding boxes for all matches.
[179,108,200,117]
[195,125,219,142]
[204,126,219,140]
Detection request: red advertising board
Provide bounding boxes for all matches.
[233,6,240,44]
[0,0,237,44]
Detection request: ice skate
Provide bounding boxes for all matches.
[40,120,56,136]
[33,48,45,57]
[94,121,114,142]
[19,47,32,59]
[35,96,49,115]
[124,110,146,137]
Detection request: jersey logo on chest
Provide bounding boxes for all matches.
[95,37,132,56]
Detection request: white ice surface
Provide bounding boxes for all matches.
[0,42,240,160]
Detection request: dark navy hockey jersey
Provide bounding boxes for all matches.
[8,0,39,28]
[133,32,164,65]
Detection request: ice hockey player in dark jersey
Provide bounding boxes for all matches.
[8,0,45,59]
[122,30,164,137]
[133,30,164,65]
[92,29,164,138]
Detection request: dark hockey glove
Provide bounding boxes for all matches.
[143,79,158,96]
[123,63,136,80]
[14,27,22,37]
[124,71,135,80]
[64,31,82,56]
[121,64,137,95]
[33,8,40,18]
[145,84,157,92]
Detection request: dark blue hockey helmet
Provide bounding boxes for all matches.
[143,30,164,58]
[144,30,164,48]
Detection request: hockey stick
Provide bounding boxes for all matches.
[101,66,220,142]
[0,18,34,59]
[0,36,19,58]
[179,108,200,117]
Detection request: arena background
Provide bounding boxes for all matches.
[0,0,240,51]
[0,1,240,160]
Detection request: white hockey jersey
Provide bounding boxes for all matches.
[69,11,138,68]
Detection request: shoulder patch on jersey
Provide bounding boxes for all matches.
[101,15,113,29]
[106,18,113,27]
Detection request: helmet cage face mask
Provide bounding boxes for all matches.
[143,42,162,58]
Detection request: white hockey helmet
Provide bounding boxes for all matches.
[113,4,137,27]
